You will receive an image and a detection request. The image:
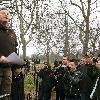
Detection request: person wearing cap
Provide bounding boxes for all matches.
[0,7,18,99]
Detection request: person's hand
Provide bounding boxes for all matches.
[96,60,100,68]
[0,56,8,63]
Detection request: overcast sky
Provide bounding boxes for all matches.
[2,0,100,57]
[22,0,100,56]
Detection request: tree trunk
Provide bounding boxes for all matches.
[63,14,69,56]
[82,0,91,55]
[46,40,50,66]
[22,38,26,58]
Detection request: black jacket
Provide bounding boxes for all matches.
[0,23,18,57]
[38,67,55,92]
[11,73,25,100]
[54,66,66,88]
[63,69,83,97]
[79,64,96,94]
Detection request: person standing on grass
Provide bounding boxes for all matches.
[0,7,18,100]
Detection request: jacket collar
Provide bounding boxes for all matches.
[0,21,8,31]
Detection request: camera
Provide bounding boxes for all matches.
[93,58,98,63]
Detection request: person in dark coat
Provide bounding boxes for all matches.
[90,58,100,100]
[63,59,83,100]
[54,55,69,100]
[11,65,25,100]
[78,55,97,100]
[38,64,55,100]
[0,7,18,99]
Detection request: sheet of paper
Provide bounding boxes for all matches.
[7,52,26,65]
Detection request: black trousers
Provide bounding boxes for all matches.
[55,86,65,100]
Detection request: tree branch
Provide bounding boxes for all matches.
[59,0,85,33]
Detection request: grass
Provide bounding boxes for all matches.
[24,73,35,94]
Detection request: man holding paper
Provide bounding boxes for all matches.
[0,7,18,99]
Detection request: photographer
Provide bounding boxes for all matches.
[54,56,69,100]
[63,59,83,100]
[38,63,55,100]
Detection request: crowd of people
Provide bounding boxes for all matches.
[38,54,100,100]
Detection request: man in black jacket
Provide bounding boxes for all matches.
[54,56,69,100]
[63,59,83,100]
[0,7,18,99]
[79,55,97,100]
[38,64,55,100]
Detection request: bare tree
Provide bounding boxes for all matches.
[59,0,99,55]
[9,0,37,58]
[64,0,91,55]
